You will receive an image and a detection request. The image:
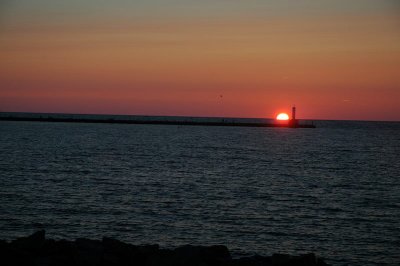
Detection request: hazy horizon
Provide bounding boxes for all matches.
[1,110,400,122]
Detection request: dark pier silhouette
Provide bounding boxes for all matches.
[0,112,316,128]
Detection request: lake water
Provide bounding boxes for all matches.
[0,120,399,265]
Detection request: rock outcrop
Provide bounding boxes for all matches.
[0,231,329,266]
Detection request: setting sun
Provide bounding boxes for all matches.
[276,113,289,120]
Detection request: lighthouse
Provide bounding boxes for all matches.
[290,105,298,128]
[291,105,296,120]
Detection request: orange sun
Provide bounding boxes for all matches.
[276,113,289,120]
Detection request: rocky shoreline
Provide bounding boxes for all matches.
[0,231,329,266]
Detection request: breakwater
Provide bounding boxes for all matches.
[0,112,316,128]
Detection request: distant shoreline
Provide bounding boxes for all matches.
[0,112,316,128]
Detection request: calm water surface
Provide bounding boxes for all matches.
[0,120,399,265]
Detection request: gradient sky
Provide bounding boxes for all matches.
[1,0,399,120]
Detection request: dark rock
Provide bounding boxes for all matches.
[10,230,46,251]
[102,237,136,262]
[74,238,104,266]
[316,257,329,266]
[147,249,175,266]
[102,237,147,266]
[138,244,159,254]
[230,255,272,266]
[271,253,327,266]
[172,245,231,266]
[291,253,317,266]
[102,237,136,255]
[0,232,331,266]
[271,253,292,265]
[2,231,47,266]
[37,239,77,266]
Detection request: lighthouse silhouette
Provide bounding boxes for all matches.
[289,105,298,128]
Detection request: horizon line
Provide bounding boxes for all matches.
[0,111,399,123]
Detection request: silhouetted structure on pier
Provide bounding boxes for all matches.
[289,105,299,128]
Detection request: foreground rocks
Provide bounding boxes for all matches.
[0,231,330,266]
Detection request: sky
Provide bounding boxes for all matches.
[1,0,399,121]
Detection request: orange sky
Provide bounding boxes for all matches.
[1,1,399,120]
